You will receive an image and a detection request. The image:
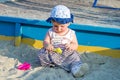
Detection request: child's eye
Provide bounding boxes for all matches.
[61,26,64,27]
[54,25,58,27]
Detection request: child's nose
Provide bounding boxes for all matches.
[57,27,62,31]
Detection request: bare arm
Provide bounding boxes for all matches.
[43,32,54,51]
[65,33,78,51]
[71,33,78,50]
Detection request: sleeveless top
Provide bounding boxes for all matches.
[48,28,75,50]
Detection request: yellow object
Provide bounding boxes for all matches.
[54,48,62,54]
[15,36,21,46]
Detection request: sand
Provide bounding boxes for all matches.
[0,0,120,28]
[0,40,120,80]
[0,0,120,80]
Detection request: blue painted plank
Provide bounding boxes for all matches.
[0,16,120,35]
[0,21,15,36]
[22,25,48,40]
[76,31,120,49]
[0,16,120,49]
[70,24,120,35]
[0,16,51,27]
[15,23,21,36]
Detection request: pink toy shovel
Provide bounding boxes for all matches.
[17,62,31,70]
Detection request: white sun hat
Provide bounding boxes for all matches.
[46,5,74,24]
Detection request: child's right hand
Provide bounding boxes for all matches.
[45,44,54,51]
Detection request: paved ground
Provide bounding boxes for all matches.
[0,0,120,28]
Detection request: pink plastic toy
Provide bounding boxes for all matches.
[17,62,31,70]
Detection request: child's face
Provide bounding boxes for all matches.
[52,21,70,33]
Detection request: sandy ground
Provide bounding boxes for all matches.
[0,40,120,80]
[0,0,120,80]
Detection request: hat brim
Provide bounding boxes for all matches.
[46,14,74,24]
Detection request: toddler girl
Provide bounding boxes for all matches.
[38,5,89,77]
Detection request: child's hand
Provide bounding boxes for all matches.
[65,43,76,51]
[45,44,54,51]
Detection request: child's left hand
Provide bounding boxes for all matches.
[65,43,76,51]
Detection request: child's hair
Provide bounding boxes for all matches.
[46,5,74,24]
